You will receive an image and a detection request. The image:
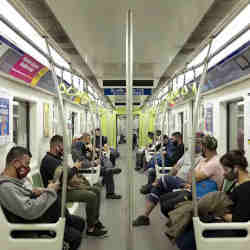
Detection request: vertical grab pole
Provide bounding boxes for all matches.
[191,38,214,217]
[161,100,168,166]
[89,101,97,160]
[98,107,103,161]
[154,103,161,164]
[126,9,134,250]
[44,37,70,218]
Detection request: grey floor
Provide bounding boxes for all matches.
[79,145,178,250]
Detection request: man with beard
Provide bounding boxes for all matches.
[40,135,107,237]
[0,146,85,250]
[133,134,224,227]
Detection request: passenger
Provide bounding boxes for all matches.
[154,130,162,152]
[133,129,138,150]
[133,135,223,227]
[81,132,122,199]
[140,132,184,194]
[0,146,84,250]
[71,133,99,168]
[95,128,119,166]
[161,135,223,217]
[134,131,155,171]
[176,150,250,250]
[40,135,107,237]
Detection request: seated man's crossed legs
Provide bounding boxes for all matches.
[133,175,186,226]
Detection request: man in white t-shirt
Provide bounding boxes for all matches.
[133,133,218,227]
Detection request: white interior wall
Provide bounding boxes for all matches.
[0,73,86,172]
[168,75,250,160]
[202,76,250,158]
[169,101,192,147]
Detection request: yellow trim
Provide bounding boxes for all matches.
[31,67,49,87]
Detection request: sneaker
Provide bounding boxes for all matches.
[111,168,122,175]
[86,228,108,237]
[106,193,122,199]
[132,215,150,227]
[95,221,106,230]
[134,167,142,171]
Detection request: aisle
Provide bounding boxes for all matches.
[79,145,177,250]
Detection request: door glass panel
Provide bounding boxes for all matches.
[13,100,28,148]
[228,101,244,151]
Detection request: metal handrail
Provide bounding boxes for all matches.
[0,14,107,105]
[190,37,214,217]
[160,100,169,166]
[44,37,70,219]
[126,9,134,250]
[151,24,250,101]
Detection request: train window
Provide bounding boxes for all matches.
[227,100,244,152]
[13,99,30,149]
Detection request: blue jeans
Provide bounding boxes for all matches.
[147,175,186,205]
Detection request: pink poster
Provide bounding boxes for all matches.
[9,54,45,83]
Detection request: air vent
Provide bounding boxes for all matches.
[115,102,140,106]
[103,80,154,87]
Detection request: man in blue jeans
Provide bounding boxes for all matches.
[133,133,204,226]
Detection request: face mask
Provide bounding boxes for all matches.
[173,140,178,146]
[57,146,64,158]
[16,166,31,179]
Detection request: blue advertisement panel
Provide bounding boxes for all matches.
[0,97,9,136]
[104,88,152,96]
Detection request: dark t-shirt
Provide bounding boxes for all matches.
[165,143,184,166]
[229,180,250,222]
[40,152,62,187]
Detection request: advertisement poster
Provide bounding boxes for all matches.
[9,54,47,86]
[0,90,12,145]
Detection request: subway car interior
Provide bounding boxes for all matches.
[0,0,250,250]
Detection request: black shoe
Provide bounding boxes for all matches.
[140,184,152,195]
[95,221,106,230]
[112,168,122,175]
[132,215,150,227]
[86,228,108,237]
[106,193,122,199]
[134,167,142,171]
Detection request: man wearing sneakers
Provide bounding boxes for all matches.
[79,133,122,199]
[40,135,107,237]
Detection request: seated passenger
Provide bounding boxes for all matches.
[140,132,184,194]
[95,128,120,166]
[133,135,223,227]
[0,146,84,250]
[71,133,99,168]
[133,129,138,150]
[145,134,174,170]
[40,135,107,237]
[82,133,122,199]
[134,131,155,171]
[176,150,250,250]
